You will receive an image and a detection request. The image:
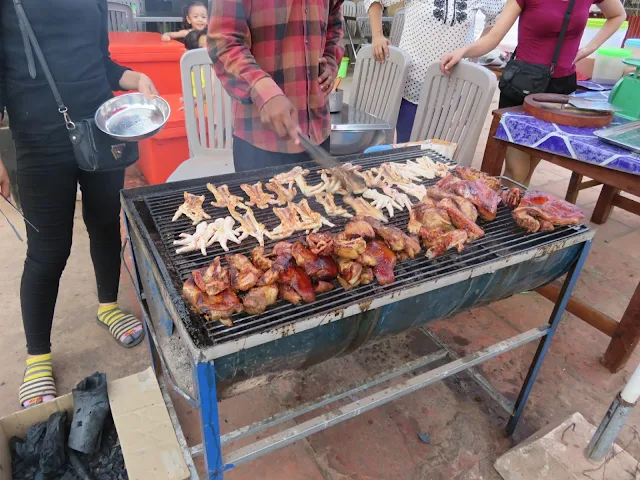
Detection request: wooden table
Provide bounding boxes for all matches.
[481,107,640,373]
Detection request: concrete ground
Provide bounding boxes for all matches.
[1,91,640,479]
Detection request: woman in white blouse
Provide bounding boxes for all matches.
[366,0,505,142]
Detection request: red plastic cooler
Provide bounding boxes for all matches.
[136,94,190,184]
[108,32,185,95]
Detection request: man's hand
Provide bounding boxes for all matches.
[0,156,11,200]
[318,57,336,99]
[260,95,299,141]
[372,35,391,63]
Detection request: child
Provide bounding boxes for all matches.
[161,2,208,42]
[185,28,207,50]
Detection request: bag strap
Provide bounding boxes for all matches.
[550,0,577,73]
[12,0,76,129]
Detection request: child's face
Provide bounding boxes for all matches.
[198,35,207,48]
[187,6,208,31]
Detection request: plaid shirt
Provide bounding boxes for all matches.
[208,0,344,154]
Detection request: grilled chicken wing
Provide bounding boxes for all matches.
[419,228,468,259]
[241,182,278,209]
[343,196,388,223]
[291,241,339,280]
[454,166,502,191]
[266,178,297,205]
[359,240,396,285]
[334,234,367,259]
[226,254,263,291]
[251,246,273,271]
[512,191,584,233]
[314,192,352,218]
[230,204,268,246]
[207,184,245,209]
[307,232,335,256]
[279,284,302,305]
[172,192,212,225]
[242,284,279,315]
[182,278,242,326]
[437,198,485,242]
[191,257,230,297]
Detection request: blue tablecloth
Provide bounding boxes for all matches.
[495,109,640,176]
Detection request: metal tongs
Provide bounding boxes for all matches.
[0,196,39,241]
[297,132,362,192]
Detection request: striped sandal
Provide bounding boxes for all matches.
[19,353,57,408]
[96,305,145,348]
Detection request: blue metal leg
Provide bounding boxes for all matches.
[195,361,224,479]
[506,240,593,435]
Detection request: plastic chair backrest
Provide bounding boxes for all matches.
[349,45,410,128]
[179,48,235,175]
[107,1,135,32]
[410,61,496,166]
[390,8,405,46]
[356,1,366,17]
[356,17,372,41]
[342,1,358,36]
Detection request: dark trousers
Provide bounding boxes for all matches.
[396,98,418,144]
[16,130,124,355]
[232,135,331,172]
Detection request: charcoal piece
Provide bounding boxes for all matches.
[12,422,47,465]
[39,411,68,476]
[68,373,110,454]
[67,447,94,480]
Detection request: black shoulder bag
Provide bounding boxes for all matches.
[499,0,577,105]
[13,0,139,172]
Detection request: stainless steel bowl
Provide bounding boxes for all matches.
[95,93,171,142]
[328,89,344,113]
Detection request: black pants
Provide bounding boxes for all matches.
[499,73,577,108]
[16,131,124,355]
[232,135,331,172]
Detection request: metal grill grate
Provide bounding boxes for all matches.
[138,149,588,349]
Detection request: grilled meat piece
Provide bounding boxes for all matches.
[242,285,279,315]
[182,279,242,326]
[337,258,364,290]
[275,166,309,186]
[502,187,523,208]
[226,254,262,291]
[272,241,293,256]
[314,280,335,294]
[437,198,485,242]
[512,191,584,233]
[436,175,500,221]
[279,284,302,305]
[357,216,405,252]
[295,175,327,197]
[454,166,502,191]
[344,219,376,239]
[241,182,278,209]
[266,178,297,205]
[207,184,245,209]
[343,196,387,223]
[229,204,268,246]
[191,257,230,297]
[359,267,375,285]
[257,251,293,286]
[291,241,339,280]
[270,205,299,240]
[425,187,478,222]
[279,263,316,303]
[293,199,335,232]
[307,232,334,256]
[359,240,396,285]
[251,246,273,271]
[419,228,468,259]
[334,234,367,259]
[408,202,452,235]
[314,192,352,218]
[403,234,422,259]
[172,192,212,225]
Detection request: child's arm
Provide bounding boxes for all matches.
[161,30,190,42]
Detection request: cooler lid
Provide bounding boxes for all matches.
[109,32,186,55]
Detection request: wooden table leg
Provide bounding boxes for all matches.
[480,115,508,176]
[566,172,583,204]
[602,282,640,373]
[591,185,620,225]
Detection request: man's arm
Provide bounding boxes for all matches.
[207,0,282,110]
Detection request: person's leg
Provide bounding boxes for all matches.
[504,148,534,185]
[395,99,418,144]
[524,157,542,185]
[78,168,144,347]
[16,141,78,407]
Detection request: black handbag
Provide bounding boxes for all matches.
[13,0,139,172]
[499,0,577,104]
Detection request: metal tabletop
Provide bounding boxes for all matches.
[330,104,393,155]
[331,103,392,131]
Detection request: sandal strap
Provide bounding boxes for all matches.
[19,377,57,405]
[108,314,141,339]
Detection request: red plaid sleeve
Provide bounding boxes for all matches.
[323,0,345,73]
[207,0,284,110]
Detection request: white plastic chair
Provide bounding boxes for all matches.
[341,1,360,59]
[390,8,405,47]
[107,1,135,32]
[349,45,410,131]
[410,61,496,166]
[168,49,235,182]
[356,16,393,45]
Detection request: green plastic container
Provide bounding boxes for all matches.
[338,57,349,79]
[592,48,632,85]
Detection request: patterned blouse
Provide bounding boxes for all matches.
[365,0,505,104]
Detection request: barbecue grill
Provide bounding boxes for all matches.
[121,147,594,479]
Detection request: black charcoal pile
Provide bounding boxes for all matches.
[11,373,128,480]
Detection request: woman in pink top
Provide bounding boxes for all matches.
[440,0,626,185]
